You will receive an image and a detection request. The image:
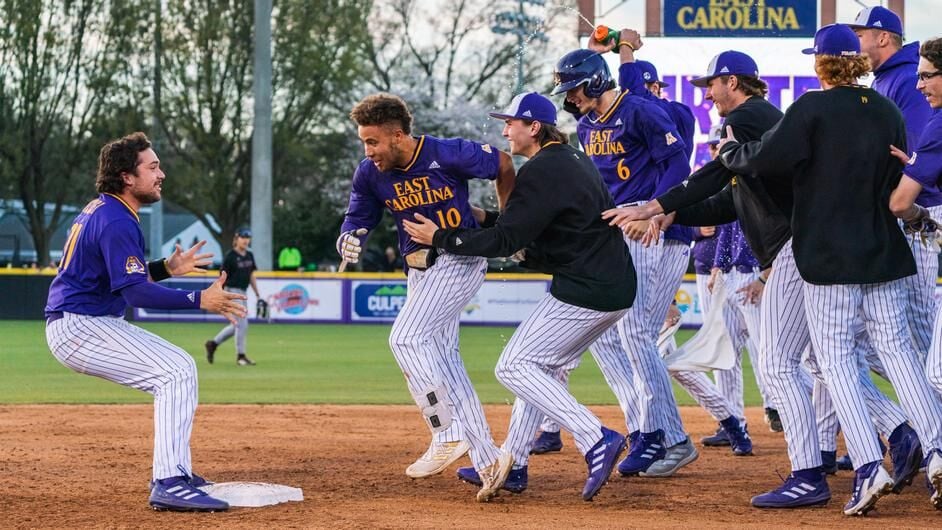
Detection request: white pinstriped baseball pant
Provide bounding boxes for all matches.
[804,278,942,469]
[902,204,942,361]
[388,252,501,471]
[497,294,628,467]
[46,312,198,481]
[619,238,688,445]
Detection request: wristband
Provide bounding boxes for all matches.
[148,259,172,281]
[758,276,767,285]
[618,41,636,51]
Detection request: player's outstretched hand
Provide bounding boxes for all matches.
[201,272,247,324]
[166,240,213,276]
[889,144,913,165]
[622,220,650,241]
[718,125,738,151]
[402,213,439,245]
[641,212,675,247]
[602,202,658,227]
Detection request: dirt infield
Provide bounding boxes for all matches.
[1,405,939,528]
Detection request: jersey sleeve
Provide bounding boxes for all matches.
[340,163,385,234]
[99,219,149,293]
[442,138,501,181]
[637,103,686,164]
[904,117,942,189]
[719,98,811,181]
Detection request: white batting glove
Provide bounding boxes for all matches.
[336,228,368,263]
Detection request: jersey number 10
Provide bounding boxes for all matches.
[435,207,461,228]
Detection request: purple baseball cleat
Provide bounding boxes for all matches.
[582,427,626,501]
[887,424,922,494]
[456,465,528,493]
[843,461,893,516]
[530,431,563,454]
[720,416,753,456]
[617,429,666,476]
[751,469,830,509]
[149,476,229,512]
[700,424,731,447]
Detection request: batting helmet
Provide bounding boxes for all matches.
[551,49,614,99]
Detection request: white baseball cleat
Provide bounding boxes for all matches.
[640,437,699,477]
[406,440,470,478]
[476,451,514,502]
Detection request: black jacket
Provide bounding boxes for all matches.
[433,142,636,312]
[719,86,914,285]
[656,97,790,269]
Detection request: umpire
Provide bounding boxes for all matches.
[403,92,636,501]
[718,24,942,515]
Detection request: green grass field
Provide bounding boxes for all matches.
[1,320,896,405]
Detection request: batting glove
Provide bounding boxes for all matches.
[336,228,368,263]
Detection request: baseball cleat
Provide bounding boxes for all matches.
[843,461,893,516]
[204,341,217,364]
[926,449,942,509]
[236,354,256,366]
[530,431,563,454]
[751,470,830,509]
[457,465,528,493]
[149,476,229,512]
[887,424,922,494]
[618,429,666,476]
[720,417,753,457]
[582,427,626,501]
[700,425,731,447]
[476,451,514,502]
[640,436,699,477]
[764,407,783,432]
[406,440,470,478]
[821,451,838,475]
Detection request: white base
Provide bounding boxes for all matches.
[200,482,304,507]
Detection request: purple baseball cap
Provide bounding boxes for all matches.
[488,92,557,125]
[636,60,670,88]
[690,51,759,87]
[848,6,903,36]
[802,24,861,56]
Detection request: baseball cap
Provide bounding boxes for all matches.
[801,24,861,56]
[636,60,670,88]
[706,124,723,145]
[848,6,903,36]
[236,227,252,238]
[488,92,557,126]
[690,51,759,87]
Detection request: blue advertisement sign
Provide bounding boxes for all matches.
[353,282,408,319]
[664,0,817,37]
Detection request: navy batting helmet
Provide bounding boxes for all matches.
[551,49,614,99]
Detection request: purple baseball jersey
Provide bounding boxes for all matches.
[341,135,500,257]
[904,111,942,193]
[576,91,686,205]
[45,194,150,317]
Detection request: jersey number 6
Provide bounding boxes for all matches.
[617,159,631,181]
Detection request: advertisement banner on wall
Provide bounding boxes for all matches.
[664,0,817,38]
[263,279,343,321]
[458,280,550,323]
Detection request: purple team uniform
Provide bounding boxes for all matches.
[341,135,498,257]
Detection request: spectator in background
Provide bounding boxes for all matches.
[278,242,303,271]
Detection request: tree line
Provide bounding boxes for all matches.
[0,0,573,267]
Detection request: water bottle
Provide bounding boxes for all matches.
[593,25,620,49]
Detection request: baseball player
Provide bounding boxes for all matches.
[338,93,514,502]
[205,227,261,366]
[850,6,942,364]
[553,39,697,478]
[403,92,635,501]
[719,24,942,515]
[44,132,246,512]
[887,36,942,507]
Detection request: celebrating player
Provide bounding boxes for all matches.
[339,93,514,502]
[44,132,245,512]
[552,45,696,477]
[403,92,636,501]
[719,24,942,515]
